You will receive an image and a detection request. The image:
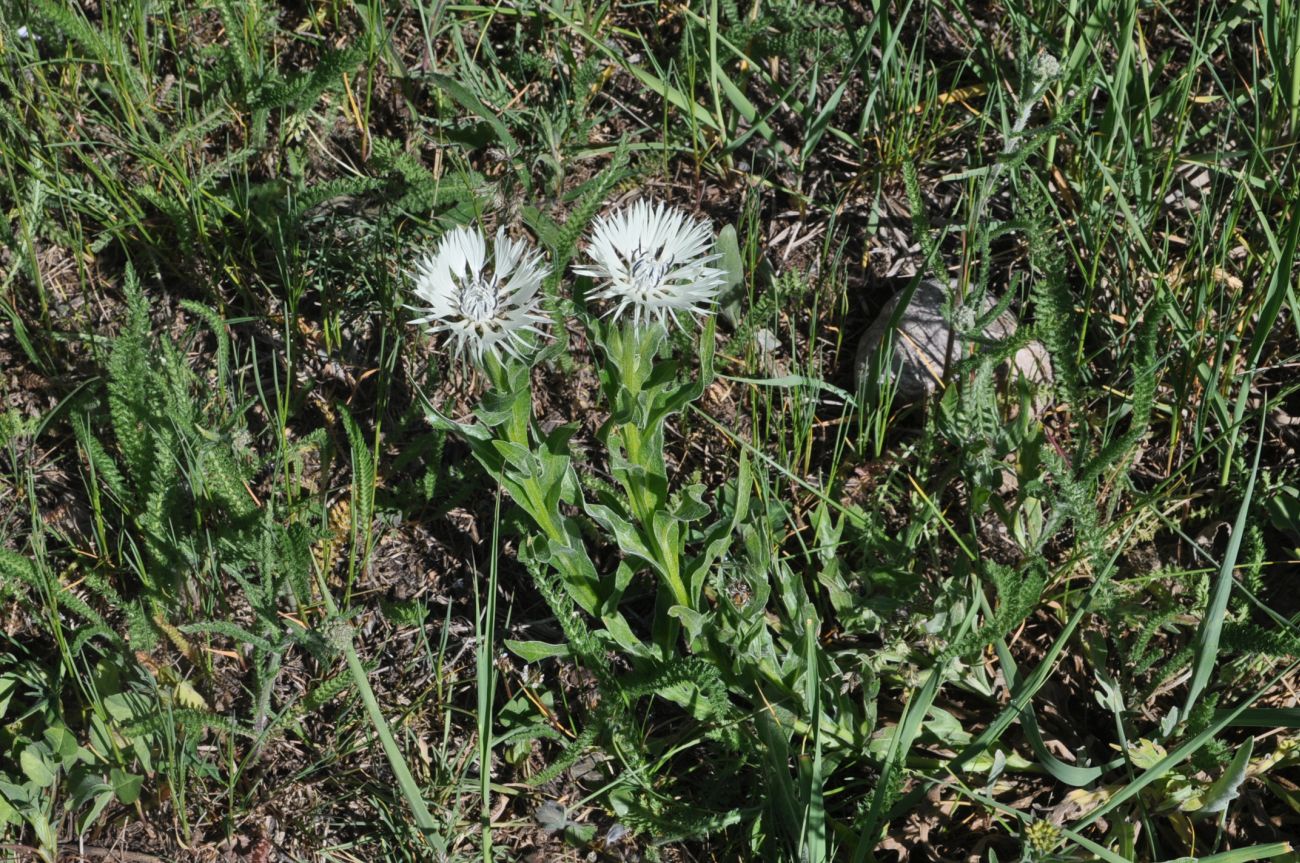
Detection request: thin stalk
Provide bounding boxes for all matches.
[476,485,503,860]
[315,572,445,851]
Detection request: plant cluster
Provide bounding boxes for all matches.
[2,0,1299,860]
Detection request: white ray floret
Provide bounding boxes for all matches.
[573,199,726,329]
[408,226,550,365]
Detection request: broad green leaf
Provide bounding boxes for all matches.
[490,439,538,476]
[69,771,114,833]
[924,706,972,747]
[30,810,57,858]
[600,612,652,658]
[20,745,56,788]
[670,485,711,522]
[44,725,81,766]
[584,502,655,565]
[504,640,570,662]
[110,768,144,805]
[1266,485,1300,540]
[714,225,746,328]
[423,401,489,440]
[174,679,208,710]
[1127,738,1168,770]
[68,770,110,808]
[667,605,709,644]
[0,794,18,826]
[542,542,602,614]
[0,778,31,806]
[103,690,147,723]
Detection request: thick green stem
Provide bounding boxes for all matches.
[615,420,690,609]
[618,423,657,520]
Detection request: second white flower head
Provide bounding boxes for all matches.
[409,226,549,365]
[574,199,725,329]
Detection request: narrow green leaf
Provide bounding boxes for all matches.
[623,63,720,132]
[854,597,979,857]
[722,373,858,407]
[1075,654,1300,830]
[801,614,827,863]
[1214,708,1300,728]
[1172,842,1293,863]
[1193,736,1253,818]
[78,789,116,835]
[1183,419,1264,721]
[995,639,1108,786]
[426,72,520,153]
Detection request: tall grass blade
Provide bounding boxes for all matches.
[1182,415,1265,724]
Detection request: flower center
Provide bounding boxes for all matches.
[629,251,675,296]
[458,273,500,323]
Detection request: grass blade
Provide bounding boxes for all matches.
[1182,414,1265,723]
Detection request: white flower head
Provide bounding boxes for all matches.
[408,226,550,365]
[573,199,726,330]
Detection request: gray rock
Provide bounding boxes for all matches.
[752,327,782,355]
[1009,338,1054,392]
[855,279,1052,400]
